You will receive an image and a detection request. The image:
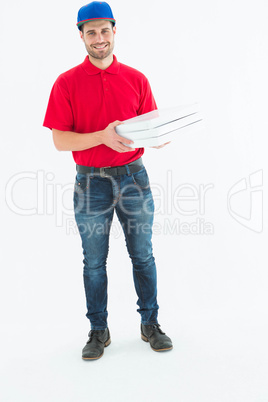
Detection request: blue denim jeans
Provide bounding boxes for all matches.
[73,164,159,330]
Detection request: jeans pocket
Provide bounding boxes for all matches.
[74,173,90,193]
[131,167,150,190]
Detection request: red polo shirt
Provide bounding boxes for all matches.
[43,55,157,167]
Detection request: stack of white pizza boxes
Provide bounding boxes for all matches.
[115,103,202,147]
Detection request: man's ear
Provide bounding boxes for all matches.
[79,30,84,41]
[113,26,116,35]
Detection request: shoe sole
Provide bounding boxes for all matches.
[82,338,111,360]
[141,334,173,352]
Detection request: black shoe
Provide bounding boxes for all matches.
[141,324,173,352]
[82,328,111,360]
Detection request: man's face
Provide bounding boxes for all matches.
[80,20,116,60]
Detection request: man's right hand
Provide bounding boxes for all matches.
[101,121,135,152]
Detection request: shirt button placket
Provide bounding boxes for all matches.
[102,71,108,93]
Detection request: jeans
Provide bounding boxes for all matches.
[73,164,159,330]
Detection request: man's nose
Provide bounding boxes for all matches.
[95,32,105,43]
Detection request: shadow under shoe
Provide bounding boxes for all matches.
[141,324,173,352]
[82,328,111,360]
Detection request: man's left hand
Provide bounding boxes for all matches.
[150,141,171,149]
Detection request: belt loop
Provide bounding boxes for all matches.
[90,167,94,178]
[125,163,131,176]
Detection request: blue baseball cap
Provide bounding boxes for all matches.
[77,2,116,30]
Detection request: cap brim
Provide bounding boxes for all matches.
[77,18,116,28]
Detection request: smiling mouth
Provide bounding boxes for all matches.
[93,44,108,50]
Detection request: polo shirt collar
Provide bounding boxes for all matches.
[81,55,120,75]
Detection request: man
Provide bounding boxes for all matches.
[43,1,172,360]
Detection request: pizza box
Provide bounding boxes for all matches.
[123,116,203,148]
[119,111,202,141]
[115,103,200,134]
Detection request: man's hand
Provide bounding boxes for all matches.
[151,141,171,149]
[101,121,135,153]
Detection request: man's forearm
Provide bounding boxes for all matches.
[52,121,135,153]
[52,129,103,151]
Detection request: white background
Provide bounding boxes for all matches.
[1,0,268,401]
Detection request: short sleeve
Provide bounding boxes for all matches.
[43,76,74,131]
[137,76,157,116]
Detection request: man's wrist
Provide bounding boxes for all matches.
[95,130,105,146]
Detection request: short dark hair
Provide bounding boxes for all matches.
[80,20,114,33]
